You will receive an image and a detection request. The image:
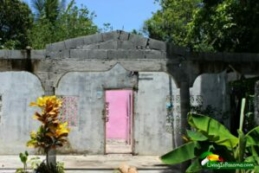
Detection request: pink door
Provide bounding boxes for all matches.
[105,90,133,153]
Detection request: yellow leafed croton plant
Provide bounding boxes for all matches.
[27,96,70,153]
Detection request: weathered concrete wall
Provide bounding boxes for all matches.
[134,72,180,155]
[190,72,229,126]
[0,72,44,154]
[2,31,257,156]
[0,70,230,155]
[133,72,229,155]
[55,68,180,155]
[55,64,138,154]
[55,70,181,155]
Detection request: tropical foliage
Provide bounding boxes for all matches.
[143,0,200,45]
[144,0,259,53]
[161,99,259,173]
[27,96,70,161]
[29,0,98,49]
[31,0,66,24]
[0,0,33,49]
[0,0,98,49]
[189,0,259,53]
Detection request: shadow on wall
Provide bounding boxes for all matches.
[199,71,259,135]
[198,72,229,127]
[227,73,259,135]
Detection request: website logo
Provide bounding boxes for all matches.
[200,151,224,166]
[200,151,254,170]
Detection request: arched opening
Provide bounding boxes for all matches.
[0,71,44,154]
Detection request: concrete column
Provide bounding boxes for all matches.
[179,81,190,143]
[254,81,259,125]
[44,81,55,95]
[44,80,56,166]
[179,81,191,172]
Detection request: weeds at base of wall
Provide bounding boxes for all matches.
[34,161,65,173]
[15,151,65,173]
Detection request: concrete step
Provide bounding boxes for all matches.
[106,144,132,154]
[0,168,179,173]
[0,155,180,173]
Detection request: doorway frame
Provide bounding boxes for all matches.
[103,88,135,154]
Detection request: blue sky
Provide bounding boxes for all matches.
[24,0,160,32]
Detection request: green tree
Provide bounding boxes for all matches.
[0,0,33,49]
[29,0,98,49]
[144,0,259,53]
[188,0,259,53]
[143,0,201,46]
[32,0,66,23]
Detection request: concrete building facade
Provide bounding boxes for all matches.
[0,31,258,155]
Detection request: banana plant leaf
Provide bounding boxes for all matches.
[245,156,259,164]
[186,158,203,173]
[161,141,199,165]
[188,113,238,149]
[250,146,259,157]
[245,126,259,147]
[244,156,259,173]
[187,129,208,141]
[254,166,259,172]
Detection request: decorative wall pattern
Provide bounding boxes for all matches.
[58,96,78,127]
[196,95,204,105]
[165,94,181,135]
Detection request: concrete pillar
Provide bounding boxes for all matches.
[44,80,56,166]
[44,81,55,95]
[254,81,259,125]
[180,81,190,143]
[179,81,191,172]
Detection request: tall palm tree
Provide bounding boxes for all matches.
[32,0,66,23]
